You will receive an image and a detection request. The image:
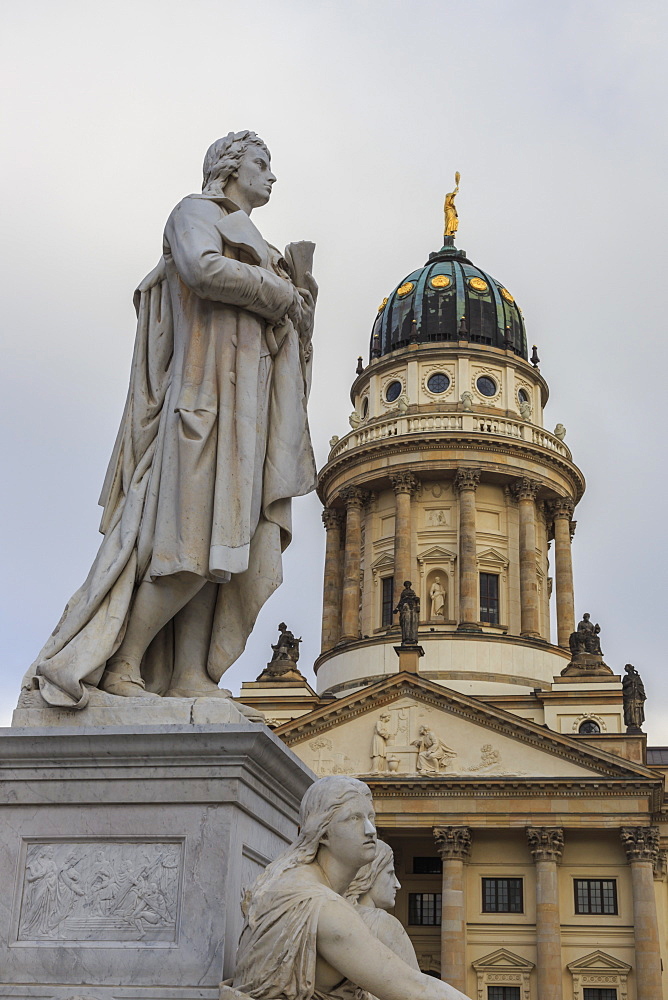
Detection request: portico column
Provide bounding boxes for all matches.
[621,827,663,1000]
[390,472,419,599]
[321,507,344,651]
[454,469,482,632]
[339,487,368,641]
[527,827,564,1000]
[549,498,576,648]
[513,478,541,638]
[434,826,471,993]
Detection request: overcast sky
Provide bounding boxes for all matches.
[1,0,667,739]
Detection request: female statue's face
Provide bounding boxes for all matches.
[226,146,276,211]
[369,860,401,911]
[320,793,377,869]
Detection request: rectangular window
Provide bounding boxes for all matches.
[408,892,442,925]
[583,991,617,1000]
[482,878,523,913]
[487,988,521,1000]
[574,879,618,915]
[413,856,443,875]
[480,573,499,624]
[381,577,394,627]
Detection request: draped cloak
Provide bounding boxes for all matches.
[25,195,317,708]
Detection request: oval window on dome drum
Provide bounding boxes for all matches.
[427,373,450,394]
[385,380,402,402]
[578,719,601,735]
[476,375,497,397]
[518,388,529,404]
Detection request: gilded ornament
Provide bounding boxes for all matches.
[378,296,388,312]
[469,276,488,293]
[396,282,414,298]
[500,287,515,303]
[430,274,451,289]
[443,171,460,238]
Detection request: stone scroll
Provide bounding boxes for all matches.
[16,840,183,944]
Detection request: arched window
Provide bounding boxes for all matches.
[578,719,601,735]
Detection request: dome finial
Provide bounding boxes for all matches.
[444,171,461,240]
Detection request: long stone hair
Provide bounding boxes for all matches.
[202,130,270,195]
[345,839,394,902]
[245,776,374,905]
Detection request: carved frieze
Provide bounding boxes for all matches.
[16,840,182,943]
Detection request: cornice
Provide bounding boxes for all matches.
[317,433,585,505]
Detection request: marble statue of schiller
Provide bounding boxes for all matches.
[25,132,317,708]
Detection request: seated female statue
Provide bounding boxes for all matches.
[232,775,471,1000]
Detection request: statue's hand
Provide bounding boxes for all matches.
[289,273,317,335]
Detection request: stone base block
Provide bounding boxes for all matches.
[560,653,614,677]
[0,722,313,1000]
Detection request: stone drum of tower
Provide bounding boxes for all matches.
[316,229,585,699]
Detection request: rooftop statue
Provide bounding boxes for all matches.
[231,775,471,1000]
[569,612,602,657]
[622,663,646,734]
[24,131,317,709]
[443,171,461,239]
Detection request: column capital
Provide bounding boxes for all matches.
[549,496,575,520]
[453,468,481,493]
[389,471,419,496]
[621,826,661,864]
[526,827,564,862]
[512,477,541,502]
[339,486,368,510]
[433,825,472,860]
[321,507,343,531]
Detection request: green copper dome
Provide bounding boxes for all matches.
[370,239,527,360]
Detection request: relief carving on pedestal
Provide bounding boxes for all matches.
[16,840,182,943]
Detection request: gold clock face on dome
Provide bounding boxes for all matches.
[396,282,415,298]
[430,274,451,289]
[469,276,488,293]
[500,287,515,303]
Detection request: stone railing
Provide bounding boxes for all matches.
[328,412,571,461]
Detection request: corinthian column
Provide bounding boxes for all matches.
[390,472,419,598]
[339,487,368,641]
[434,826,471,993]
[621,827,663,1000]
[549,498,576,648]
[527,827,564,1000]
[513,478,541,638]
[321,507,344,652]
[454,469,481,632]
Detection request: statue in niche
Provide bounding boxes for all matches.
[622,663,646,733]
[24,131,317,709]
[411,726,457,775]
[371,713,392,773]
[429,576,446,619]
[345,839,420,990]
[230,775,471,1000]
[394,581,420,645]
[569,613,602,656]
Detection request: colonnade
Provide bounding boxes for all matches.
[431,825,663,1000]
[320,468,577,651]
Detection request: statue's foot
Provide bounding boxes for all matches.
[100,668,160,699]
[164,686,233,699]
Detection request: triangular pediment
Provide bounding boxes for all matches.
[371,551,395,572]
[567,950,631,974]
[473,948,534,972]
[418,545,457,563]
[477,547,509,568]
[276,673,658,785]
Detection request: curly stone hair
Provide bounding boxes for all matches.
[202,130,270,195]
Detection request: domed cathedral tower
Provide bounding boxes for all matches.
[316,208,584,701]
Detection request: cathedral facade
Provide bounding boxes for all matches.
[239,220,668,1000]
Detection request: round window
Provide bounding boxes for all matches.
[427,372,450,394]
[518,388,529,404]
[578,719,601,735]
[476,376,497,397]
[385,380,402,403]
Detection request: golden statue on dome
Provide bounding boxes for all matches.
[444,171,461,238]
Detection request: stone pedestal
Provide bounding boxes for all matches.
[393,644,424,673]
[0,709,313,1000]
[560,652,613,676]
